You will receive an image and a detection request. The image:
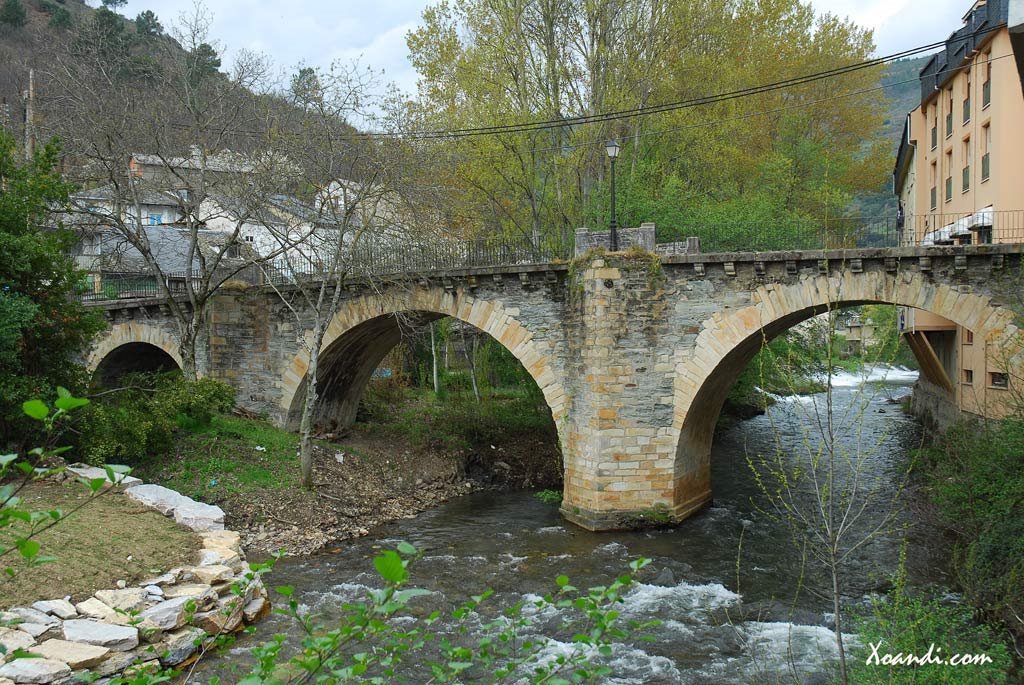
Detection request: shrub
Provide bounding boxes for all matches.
[76,375,235,464]
[850,561,1012,684]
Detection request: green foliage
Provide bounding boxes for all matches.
[917,419,1024,636]
[534,489,562,506]
[0,131,104,449]
[47,4,69,29]
[76,375,235,465]
[1,391,109,596]
[0,0,26,27]
[850,559,1012,684]
[860,304,918,368]
[234,544,656,683]
[134,9,160,36]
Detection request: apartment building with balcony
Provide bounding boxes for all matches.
[893,0,1024,420]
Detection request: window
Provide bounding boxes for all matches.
[945,151,953,202]
[989,372,1009,389]
[930,104,938,149]
[147,213,161,225]
[963,70,971,124]
[945,89,953,138]
[244,235,255,243]
[964,329,974,344]
[982,54,992,108]
[930,162,938,210]
[981,124,991,181]
[962,137,971,192]
[963,369,974,383]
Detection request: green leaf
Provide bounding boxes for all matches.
[0,454,17,468]
[396,541,417,556]
[54,396,89,411]
[22,400,49,421]
[373,550,408,584]
[556,574,569,587]
[16,538,40,561]
[394,588,432,604]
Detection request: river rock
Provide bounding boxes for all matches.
[139,571,179,587]
[29,601,76,621]
[161,584,217,608]
[124,484,188,516]
[94,588,147,612]
[156,627,204,667]
[12,623,51,639]
[0,627,35,653]
[6,609,58,630]
[199,530,240,552]
[193,597,243,635]
[30,639,110,669]
[137,597,192,632]
[242,597,268,623]
[66,463,141,487]
[190,565,233,585]
[62,620,138,651]
[144,585,164,599]
[197,547,242,569]
[73,598,117,622]
[0,658,71,684]
[173,501,225,532]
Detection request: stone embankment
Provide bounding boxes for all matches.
[0,466,269,684]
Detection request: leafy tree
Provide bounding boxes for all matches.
[134,9,161,36]
[189,41,221,81]
[100,0,125,7]
[0,0,27,28]
[0,131,104,449]
[47,5,69,29]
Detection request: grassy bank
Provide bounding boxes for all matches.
[2,480,200,609]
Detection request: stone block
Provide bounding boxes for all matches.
[61,620,138,652]
[31,639,110,669]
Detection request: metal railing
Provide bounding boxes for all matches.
[76,211,1024,303]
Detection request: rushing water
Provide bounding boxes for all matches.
[205,366,942,684]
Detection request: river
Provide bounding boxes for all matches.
[202,366,943,684]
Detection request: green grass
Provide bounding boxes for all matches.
[134,415,314,502]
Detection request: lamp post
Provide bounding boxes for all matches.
[606,139,620,251]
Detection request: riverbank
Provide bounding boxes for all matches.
[133,393,562,556]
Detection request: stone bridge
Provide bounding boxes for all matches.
[85,245,1024,530]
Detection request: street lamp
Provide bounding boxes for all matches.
[606,139,620,251]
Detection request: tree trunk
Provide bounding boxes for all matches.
[430,322,440,395]
[462,326,480,404]
[299,338,321,489]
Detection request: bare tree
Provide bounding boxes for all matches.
[40,5,298,379]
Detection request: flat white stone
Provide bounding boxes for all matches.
[190,565,233,585]
[143,585,164,598]
[138,597,192,632]
[0,627,35,653]
[30,639,110,669]
[61,620,138,652]
[66,463,141,487]
[14,623,50,639]
[139,572,178,587]
[94,589,147,612]
[5,608,58,628]
[124,484,188,516]
[74,598,117,621]
[173,501,225,532]
[30,600,76,620]
[156,627,204,667]
[242,596,267,623]
[197,547,241,569]
[0,658,72,684]
[198,530,240,551]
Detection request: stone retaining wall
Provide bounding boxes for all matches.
[0,466,269,685]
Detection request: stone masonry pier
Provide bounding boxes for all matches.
[85,244,1024,530]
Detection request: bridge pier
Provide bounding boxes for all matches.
[559,256,706,529]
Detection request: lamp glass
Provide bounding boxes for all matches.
[605,139,620,159]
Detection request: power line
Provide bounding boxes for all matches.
[376,23,1003,141]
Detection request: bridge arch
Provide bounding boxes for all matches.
[87,323,183,386]
[671,268,1021,511]
[278,285,568,436]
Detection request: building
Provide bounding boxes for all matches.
[894,0,1024,418]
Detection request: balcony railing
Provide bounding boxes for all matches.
[962,165,971,192]
[982,152,990,181]
[945,112,953,138]
[963,97,971,124]
[945,176,953,202]
[982,80,991,108]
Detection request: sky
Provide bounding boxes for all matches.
[114,0,974,96]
